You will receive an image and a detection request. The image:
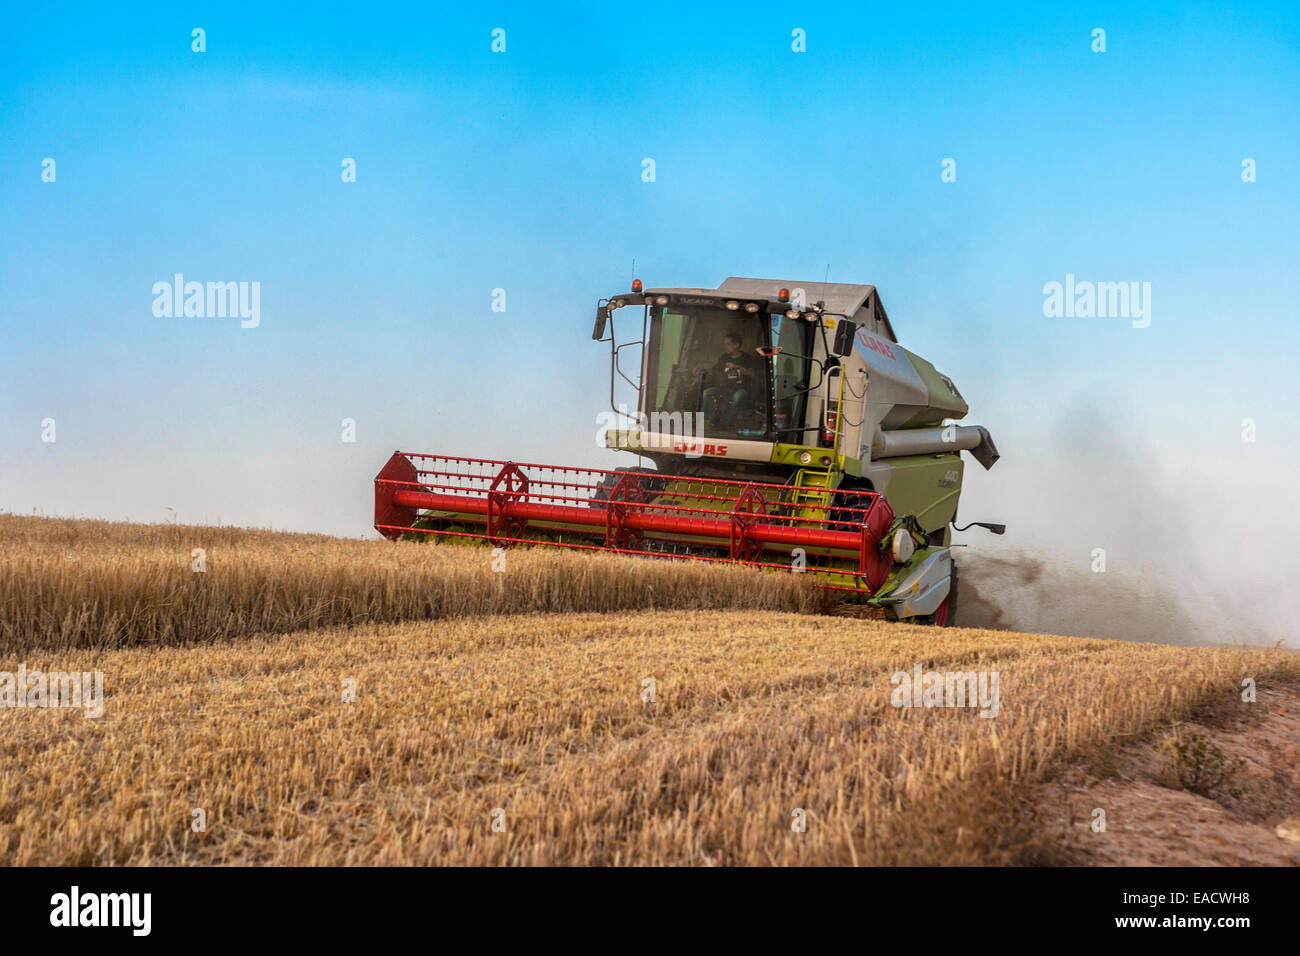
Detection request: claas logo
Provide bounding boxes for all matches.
[855,328,897,361]
[673,441,729,456]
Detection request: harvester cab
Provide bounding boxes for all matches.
[375,276,1002,626]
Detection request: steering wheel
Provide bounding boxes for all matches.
[669,365,698,388]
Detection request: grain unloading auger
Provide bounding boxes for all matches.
[375,277,1003,625]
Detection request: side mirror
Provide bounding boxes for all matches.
[592,303,609,341]
[831,319,858,357]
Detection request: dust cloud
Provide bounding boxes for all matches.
[949,403,1292,647]
[953,549,1257,645]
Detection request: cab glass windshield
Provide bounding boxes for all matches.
[643,305,773,439]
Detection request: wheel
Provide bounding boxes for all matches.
[588,467,662,508]
[825,476,876,532]
[923,562,958,627]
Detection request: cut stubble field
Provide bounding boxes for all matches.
[1,516,1296,865]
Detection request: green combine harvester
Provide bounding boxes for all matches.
[375,276,1002,625]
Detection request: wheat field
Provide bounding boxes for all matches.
[0,514,825,655]
[1,516,1295,865]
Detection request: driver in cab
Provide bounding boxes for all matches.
[697,331,758,429]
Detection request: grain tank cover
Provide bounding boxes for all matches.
[852,327,969,431]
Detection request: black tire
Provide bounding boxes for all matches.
[588,467,662,508]
[825,475,876,532]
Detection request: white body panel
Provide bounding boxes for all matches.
[608,430,775,463]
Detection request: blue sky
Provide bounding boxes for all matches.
[1,2,1297,633]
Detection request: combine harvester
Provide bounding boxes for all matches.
[375,277,1002,625]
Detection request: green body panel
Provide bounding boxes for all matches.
[769,443,863,476]
[868,453,964,534]
[897,350,968,428]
